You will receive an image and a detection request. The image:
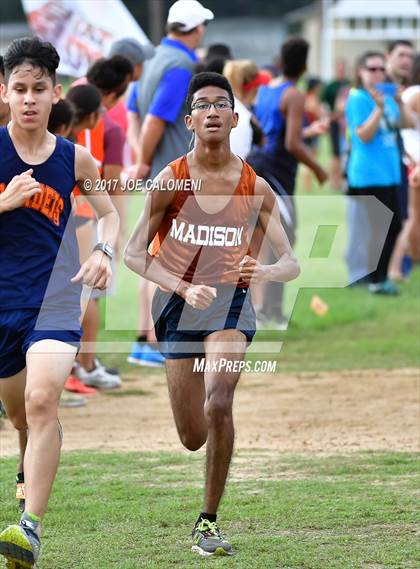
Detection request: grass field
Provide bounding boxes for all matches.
[1,451,418,568]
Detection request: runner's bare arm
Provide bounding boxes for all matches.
[75,144,119,248]
[102,163,126,256]
[124,167,186,288]
[72,145,119,289]
[127,111,142,159]
[124,167,217,308]
[239,177,300,284]
[282,87,328,184]
[135,114,166,178]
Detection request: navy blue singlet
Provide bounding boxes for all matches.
[251,81,298,196]
[0,126,81,312]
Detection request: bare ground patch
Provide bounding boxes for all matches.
[1,368,419,465]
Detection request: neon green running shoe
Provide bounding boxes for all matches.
[191,519,234,557]
[0,521,40,568]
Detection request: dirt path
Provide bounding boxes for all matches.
[0,368,418,457]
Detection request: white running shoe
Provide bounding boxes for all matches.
[74,362,122,390]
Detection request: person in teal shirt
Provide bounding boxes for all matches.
[344,51,408,294]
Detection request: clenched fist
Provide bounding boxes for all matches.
[239,255,266,284]
[182,284,217,310]
[0,169,41,213]
[71,250,112,290]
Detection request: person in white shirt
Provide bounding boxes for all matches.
[223,59,269,159]
[402,55,420,262]
[389,54,420,277]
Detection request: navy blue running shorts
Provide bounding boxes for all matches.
[152,284,256,359]
[0,308,82,378]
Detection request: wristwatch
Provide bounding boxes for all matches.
[93,242,113,260]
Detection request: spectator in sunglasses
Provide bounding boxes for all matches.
[344,51,411,295]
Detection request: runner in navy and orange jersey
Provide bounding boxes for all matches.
[0,37,119,567]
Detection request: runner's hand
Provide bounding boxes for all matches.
[239,255,266,284]
[71,251,112,290]
[183,284,217,310]
[0,169,41,212]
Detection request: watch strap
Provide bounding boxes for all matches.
[93,242,113,259]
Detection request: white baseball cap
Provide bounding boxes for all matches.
[167,0,214,32]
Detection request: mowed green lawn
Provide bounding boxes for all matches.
[0,451,419,568]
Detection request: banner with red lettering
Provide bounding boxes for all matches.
[21,0,151,77]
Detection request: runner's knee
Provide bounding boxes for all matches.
[180,430,207,451]
[204,391,233,425]
[25,387,59,423]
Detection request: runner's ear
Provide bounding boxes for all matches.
[0,83,8,103]
[231,111,239,129]
[53,83,62,104]
[184,114,194,131]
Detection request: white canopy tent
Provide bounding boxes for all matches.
[321,0,419,79]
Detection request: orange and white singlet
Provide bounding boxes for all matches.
[151,155,257,287]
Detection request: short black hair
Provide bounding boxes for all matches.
[3,37,59,83]
[186,72,235,113]
[48,98,75,134]
[87,55,133,96]
[388,39,414,54]
[0,56,4,78]
[281,37,309,78]
[195,44,233,75]
[306,76,321,93]
[66,84,101,123]
[195,57,226,75]
[207,44,232,61]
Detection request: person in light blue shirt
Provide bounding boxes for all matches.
[344,51,410,294]
[346,87,401,188]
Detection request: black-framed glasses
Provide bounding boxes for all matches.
[191,100,232,112]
